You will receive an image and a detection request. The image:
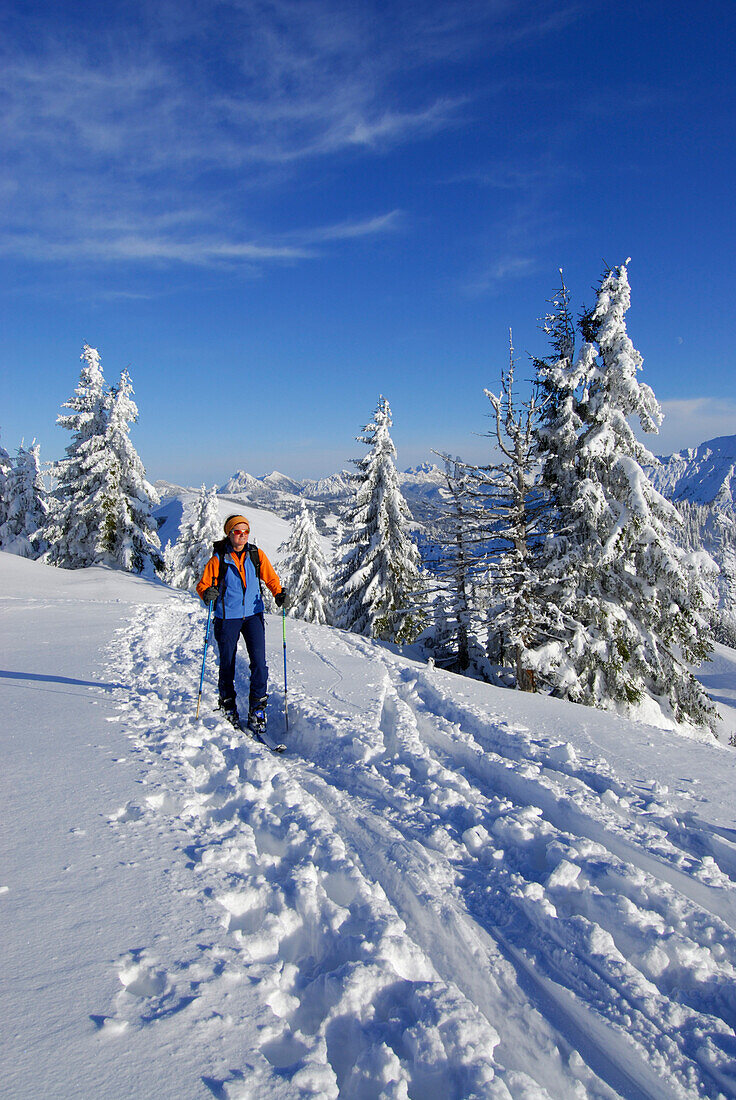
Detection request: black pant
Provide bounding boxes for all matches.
[213,613,268,711]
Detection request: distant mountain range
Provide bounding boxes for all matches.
[213,463,449,526]
[646,435,736,506]
[220,467,353,505]
[156,435,736,526]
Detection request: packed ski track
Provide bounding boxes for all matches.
[100,593,736,1100]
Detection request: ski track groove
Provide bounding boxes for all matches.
[296,768,672,1100]
[400,676,736,937]
[294,670,736,1099]
[388,672,736,1095]
[405,673,736,900]
[100,599,736,1100]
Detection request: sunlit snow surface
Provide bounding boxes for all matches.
[2,550,736,1099]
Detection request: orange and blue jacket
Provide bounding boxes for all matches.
[196,543,282,619]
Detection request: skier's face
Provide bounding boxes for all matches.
[229,524,249,548]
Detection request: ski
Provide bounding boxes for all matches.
[214,703,286,753]
[247,727,286,754]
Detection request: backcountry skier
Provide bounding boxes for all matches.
[196,514,286,735]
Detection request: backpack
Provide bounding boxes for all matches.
[212,538,262,600]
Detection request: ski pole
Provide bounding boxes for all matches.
[282,606,289,733]
[196,601,213,719]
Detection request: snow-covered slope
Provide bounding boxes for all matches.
[648,434,736,505]
[220,469,275,497]
[3,551,736,1098]
[156,491,291,558]
[301,470,353,500]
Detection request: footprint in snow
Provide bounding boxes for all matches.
[108,801,144,823]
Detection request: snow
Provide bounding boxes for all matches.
[699,642,736,744]
[3,549,736,1098]
[157,494,291,559]
[647,435,736,506]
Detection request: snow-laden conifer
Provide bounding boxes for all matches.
[427,593,454,666]
[166,484,222,591]
[335,397,427,643]
[46,345,111,568]
[703,500,736,647]
[0,442,48,557]
[46,348,160,573]
[525,273,590,662]
[529,264,717,733]
[425,458,480,673]
[99,371,161,574]
[669,496,736,648]
[478,333,546,690]
[277,502,332,624]
[0,430,11,532]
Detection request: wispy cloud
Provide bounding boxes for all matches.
[299,211,402,244]
[460,181,568,297]
[464,255,538,295]
[0,4,474,178]
[0,4,440,269]
[0,213,400,267]
[0,0,590,272]
[453,162,581,191]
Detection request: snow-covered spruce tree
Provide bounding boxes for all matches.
[427,592,455,666]
[672,496,736,648]
[432,459,473,671]
[426,457,492,676]
[528,263,717,734]
[45,344,111,568]
[0,442,48,557]
[277,502,333,624]
[476,332,547,691]
[536,272,577,420]
[335,397,427,643]
[0,430,11,534]
[704,501,736,647]
[525,272,589,664]
[98,370,161,574]
[165,484,222,591]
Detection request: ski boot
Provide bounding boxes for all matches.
[217,696,240,729]
[246,695,268,739]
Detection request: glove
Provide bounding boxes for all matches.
[275,590,288,608]
[202,586,219,604]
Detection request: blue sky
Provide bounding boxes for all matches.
[1,0,735,485]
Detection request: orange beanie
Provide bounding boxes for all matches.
[224,514,250,536]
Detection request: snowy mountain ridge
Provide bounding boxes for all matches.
[217,465,446,508]
[155,464,448,531]
[158,435,736,522]
[647,434,736,505]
